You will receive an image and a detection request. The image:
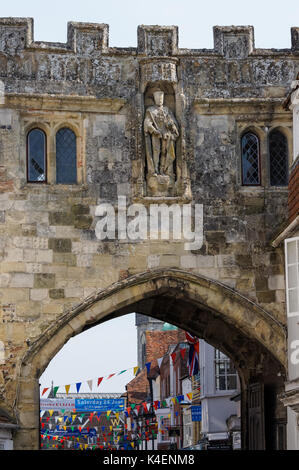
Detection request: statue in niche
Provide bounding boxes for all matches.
[144,90,179,196]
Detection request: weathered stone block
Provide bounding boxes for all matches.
[49,212,74,226]
[48,238,72,253]
[256,291,276,303]
[137,25,178,56]
[10,273,34,288]
[268,275,285,291]
[34,273,55,289]
[30,289,48,301]
[49,289,65,299]
[213,26,254,58]
[53,253,77,266]
[73,215,92,230]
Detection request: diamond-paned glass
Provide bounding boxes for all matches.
[269,130,288,186]
[56,128,77,184]
[27,129,46,182]
[241,132,260,185]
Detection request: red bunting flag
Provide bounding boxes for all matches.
[107,373,115,380]
[143,402,148,412]
[171,352,176,364]
[180,348,186,360]
[42,388,49,396]
[97,377,103,387]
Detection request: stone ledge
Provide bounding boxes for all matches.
[3,93,126,114]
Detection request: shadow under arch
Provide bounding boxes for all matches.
[16,268,287,449]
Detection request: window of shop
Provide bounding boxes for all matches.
[215,350,238,391]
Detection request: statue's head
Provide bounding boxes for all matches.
[153,90,164,106]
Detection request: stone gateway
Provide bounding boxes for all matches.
[0,18,298,449]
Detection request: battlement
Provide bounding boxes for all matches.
[0,17,299,56]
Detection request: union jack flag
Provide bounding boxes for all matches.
[185,332,199,376]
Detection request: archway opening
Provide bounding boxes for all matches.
[15,270,287,450]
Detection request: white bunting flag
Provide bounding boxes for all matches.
[157,357,164,369]
[87,380,93,391]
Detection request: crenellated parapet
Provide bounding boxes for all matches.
[0,18,298,57]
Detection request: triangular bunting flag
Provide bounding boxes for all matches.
[133,366,139,375]
[171,352,176,364]
[145,362,151,374]
[53,386,59,397]
[107,374,115,380]
[76,382,82,393]
[97,377,103,387]
[180,348,186,360]
[49,410,54,417]
[87,380,93,391]
[157,357,164,369]
[42,388,49,396]
[118,370,126,375]
[65,385,70,395]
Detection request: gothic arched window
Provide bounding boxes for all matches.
[241,132,260,185]
[269,129,288,186]
[27,128,47,183]
[56,127,77,184]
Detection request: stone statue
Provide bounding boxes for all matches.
[144,90,179,180]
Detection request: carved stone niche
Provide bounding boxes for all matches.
[141,80,191,200]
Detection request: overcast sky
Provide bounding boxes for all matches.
[5,0,297,395]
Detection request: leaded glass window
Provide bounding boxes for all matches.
[56,128,77,184]
[241,132,260,185]
[269,130,288,186]
[27,129,46,183]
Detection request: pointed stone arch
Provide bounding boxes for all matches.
[15,268,286,449]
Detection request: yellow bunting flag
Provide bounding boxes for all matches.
[107,410,111,418]
[131,442,135,448]
[172,398,176,404]
[49,410,54,417]
[168,414,171,418]
[133,366,139,375]
[65,385,70,395]
[110,426,112,431]
[187,393,193,401]
[72,414,76,422]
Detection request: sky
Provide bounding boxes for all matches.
[40,314,138,394]
[6,0,297,396]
